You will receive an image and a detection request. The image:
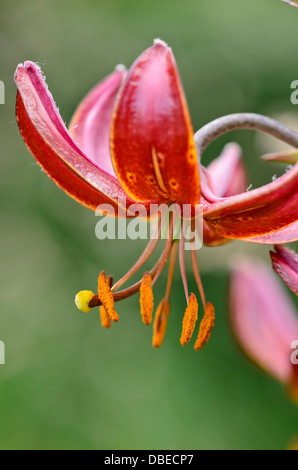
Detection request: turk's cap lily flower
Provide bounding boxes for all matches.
[14,40,298,239]
[14,39,217,349]
[230,257,298,403]
[14,39,298,347]
[270,245,298,295]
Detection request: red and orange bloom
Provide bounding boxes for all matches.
[15,40,298,348]
[230,257,298,403]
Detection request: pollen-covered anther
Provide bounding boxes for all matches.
[152,299,170,348]
[75,290,96,313]
[100,306,112,329]
[98,271,119,323]
[180,293,198,346]
[140,272,154,325]
[194,302,215,351]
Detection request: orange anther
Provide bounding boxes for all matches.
[152,299,170,348]
[98,271,119,323]
[180,293,198,346]
[100,306,112,329]
[140,272,154,325]
[194,302,215,351]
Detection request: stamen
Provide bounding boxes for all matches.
[180,293,198,346]
[98,271,119,323]
[152,242,178,348]
[87,253,164,309]
[152,299,170,348]
[112,215,162,293]
[99,275,113,328]
[100,306,111,329]
[194,302,215,351]
[75,290,95,313]
[190,249,206,309]
[164,242,178,301]
[140,272,154,325]
[152,212,175,286]
[179,224,189,303]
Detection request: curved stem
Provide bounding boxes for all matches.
[195,113,298,156]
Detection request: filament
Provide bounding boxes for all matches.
[152,211,175,286]
[179,221,189,303]
[190,249,206,309]
[112,214,162,292]
[164,242,178,301]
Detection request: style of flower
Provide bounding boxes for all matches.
[14,40,298,348]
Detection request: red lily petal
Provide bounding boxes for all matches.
[245,222,298,244]
[202,147,298,244]
[202,162,298,239]
[69,66,126,175]
[202,143,247,246]
[16,92,121,212]
[207,143,248,198]
[202,221,230,247]
[230,257,298,384]
[15,62,147,215]
[110,39,200,205]
[270,245,298,295]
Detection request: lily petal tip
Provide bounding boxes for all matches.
[115,64,127,73]
[153,38,168,48]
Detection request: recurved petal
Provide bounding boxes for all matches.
[15,61,139,215]
[110,39,200,205]
[230,257,298,384]
[270,245,298,295]
[202,161,298,239]
[69,66,126,175]
[202,221,231,247]
[201,146,247,247]
[207,143,248,197]
[245,221,298,245]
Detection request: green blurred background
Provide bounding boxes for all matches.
[0,0,298,450]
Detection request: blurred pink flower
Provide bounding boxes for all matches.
[230,257,298,403]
